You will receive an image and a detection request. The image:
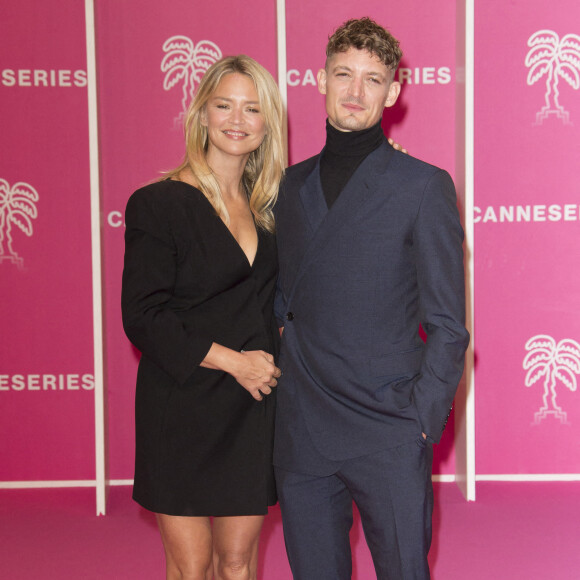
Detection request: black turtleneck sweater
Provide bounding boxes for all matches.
[320,119,385,209]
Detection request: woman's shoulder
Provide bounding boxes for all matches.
[133,179,203,199]
[128,179,207,212]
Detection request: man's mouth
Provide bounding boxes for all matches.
[341,102,365,112]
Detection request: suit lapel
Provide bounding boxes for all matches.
[297,154,328,233]
[289,142,396,299]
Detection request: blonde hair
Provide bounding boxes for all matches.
[166,55,285,233]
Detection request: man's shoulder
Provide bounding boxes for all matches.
[390,148,450,181]
[276,154,320,204]
[286,154,320,180]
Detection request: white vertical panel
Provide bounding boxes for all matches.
[85,0,107,516]
[464,0,476,502]
[276,0,288,166]
[454,0,476,501]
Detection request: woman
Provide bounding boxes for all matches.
[121,55,285,580]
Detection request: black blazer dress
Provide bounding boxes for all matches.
[122,180,279,516]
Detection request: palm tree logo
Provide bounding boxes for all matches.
[525,30,580,125]
[161,36,222,123]
[0,179,39,270]
[523,334,580,425]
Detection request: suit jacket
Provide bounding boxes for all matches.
[273,140,469,474]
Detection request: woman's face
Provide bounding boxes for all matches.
[202,73,267,163]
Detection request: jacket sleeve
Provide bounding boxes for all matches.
[412,170,470,443]
[121,189,213,386]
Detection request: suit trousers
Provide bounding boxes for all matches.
[275,437,433,580]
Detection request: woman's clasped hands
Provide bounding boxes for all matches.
[233,350,281,400]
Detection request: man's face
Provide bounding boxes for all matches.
[318,47,400,132]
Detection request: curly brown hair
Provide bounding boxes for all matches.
[326,17,403,72]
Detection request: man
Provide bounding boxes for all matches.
[273,17,469,580]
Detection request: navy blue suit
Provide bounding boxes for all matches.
[274,140,469,579]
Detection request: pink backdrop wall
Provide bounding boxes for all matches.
[95,0,460,481]
[2,0,579,488]
[0,0,95,481]
[3,2,578,578]
[474,0,580,475]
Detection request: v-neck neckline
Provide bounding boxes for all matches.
[172,179,260,269]
[221,217,261,269]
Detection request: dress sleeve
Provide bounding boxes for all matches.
[121,188,213,385]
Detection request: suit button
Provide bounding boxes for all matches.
[286,312,294,321]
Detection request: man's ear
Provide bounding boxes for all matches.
[317,68,327,95]
[384,81,401,108]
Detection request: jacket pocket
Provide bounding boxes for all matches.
[369,347,423,378]
[370,348,423,408]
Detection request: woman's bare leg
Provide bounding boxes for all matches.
[212,515,264,580]
[156,514,213,580]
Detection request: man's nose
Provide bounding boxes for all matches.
[348,76,364,98]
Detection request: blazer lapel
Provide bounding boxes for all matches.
[289,142,396,298]
[297,154,328,234]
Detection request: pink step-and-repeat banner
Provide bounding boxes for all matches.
[0,0,95,481]
[95,0,459,480]
[2,0,579,490]
[474,1,580,475]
